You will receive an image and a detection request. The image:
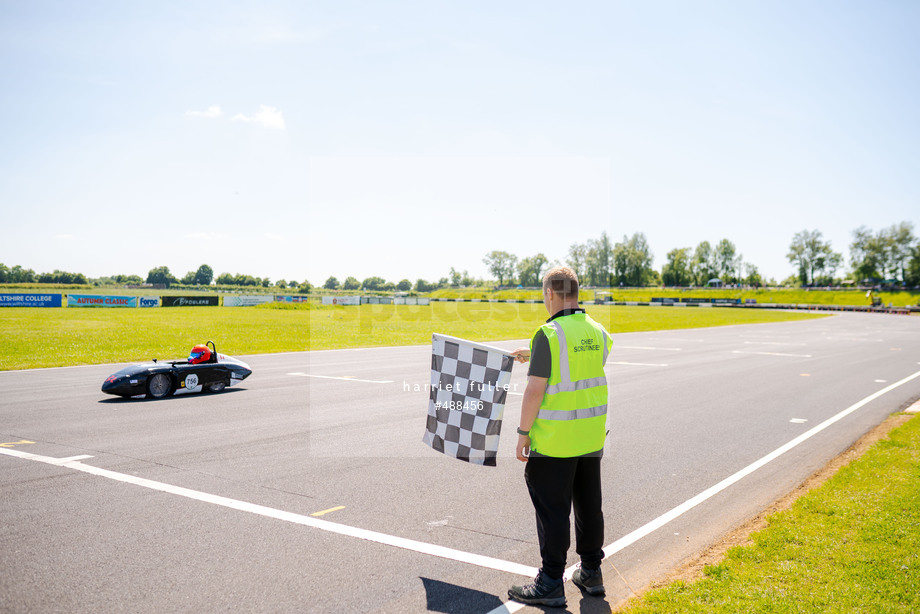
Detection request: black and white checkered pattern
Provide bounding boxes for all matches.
[422,334,515,466]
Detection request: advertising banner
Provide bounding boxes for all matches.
[223,295,274,307]
[0,293,62,307]
[139,296,160,308]
[67,294,138,308]
[321,296,361,306]
[393,297,431,305]
[275,295,310,303]
[161,296,220,307]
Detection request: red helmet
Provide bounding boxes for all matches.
[189,344,211,364]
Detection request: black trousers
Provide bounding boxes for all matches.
[524,454,604,579]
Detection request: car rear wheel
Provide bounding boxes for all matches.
[147,373,173,399]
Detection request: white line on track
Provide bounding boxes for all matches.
[287,372,393,384]
[743,341,807,346]
[0,447,538,578]
[608,361,669,367]
[47,454,95,465]
[731,350,813,358]
[487,368,920,613]
[617,346,682,352]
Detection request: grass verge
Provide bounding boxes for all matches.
[619,412,920,613]
[0,303,825,370]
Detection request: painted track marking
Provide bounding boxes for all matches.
[287,372,393,384]
[732,350,813,358]
[0,448,536,578]
[487,368,920,613]
[617,346,682,352]
[0,439,35,448]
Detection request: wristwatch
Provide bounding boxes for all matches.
[516,427,530,436]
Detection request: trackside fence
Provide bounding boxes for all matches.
[1,293,916,314]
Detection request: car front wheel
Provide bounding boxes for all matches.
[147,373,173,399]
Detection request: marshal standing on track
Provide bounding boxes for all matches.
[508,266,613,608]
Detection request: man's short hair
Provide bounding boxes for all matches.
[543,266,579,299]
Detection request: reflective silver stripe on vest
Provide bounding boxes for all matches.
[545,376,608,395]
[547,320,607,395]
[602,330,610,364]
[537,404,608,421]
[551,321,570,384]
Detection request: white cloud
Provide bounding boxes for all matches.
[54,233,76,240]
[186,106,222,118]
[232,105,286,129]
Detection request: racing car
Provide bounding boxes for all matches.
[102,341,252,399]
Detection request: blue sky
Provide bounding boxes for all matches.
[1,1,918,285]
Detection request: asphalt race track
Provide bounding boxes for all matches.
[2,312,920,613]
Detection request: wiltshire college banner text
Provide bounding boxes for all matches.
[0,293,62,307]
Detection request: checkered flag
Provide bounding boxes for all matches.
[422,334,515,466]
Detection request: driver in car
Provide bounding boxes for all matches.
[188,344,212,364]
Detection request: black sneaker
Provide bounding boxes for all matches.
[571,565,605,596]
[508,570,566,607]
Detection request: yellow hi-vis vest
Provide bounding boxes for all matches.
[529,312,612,457]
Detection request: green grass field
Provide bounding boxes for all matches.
[0,302,825,370]
[622,413,920,613]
